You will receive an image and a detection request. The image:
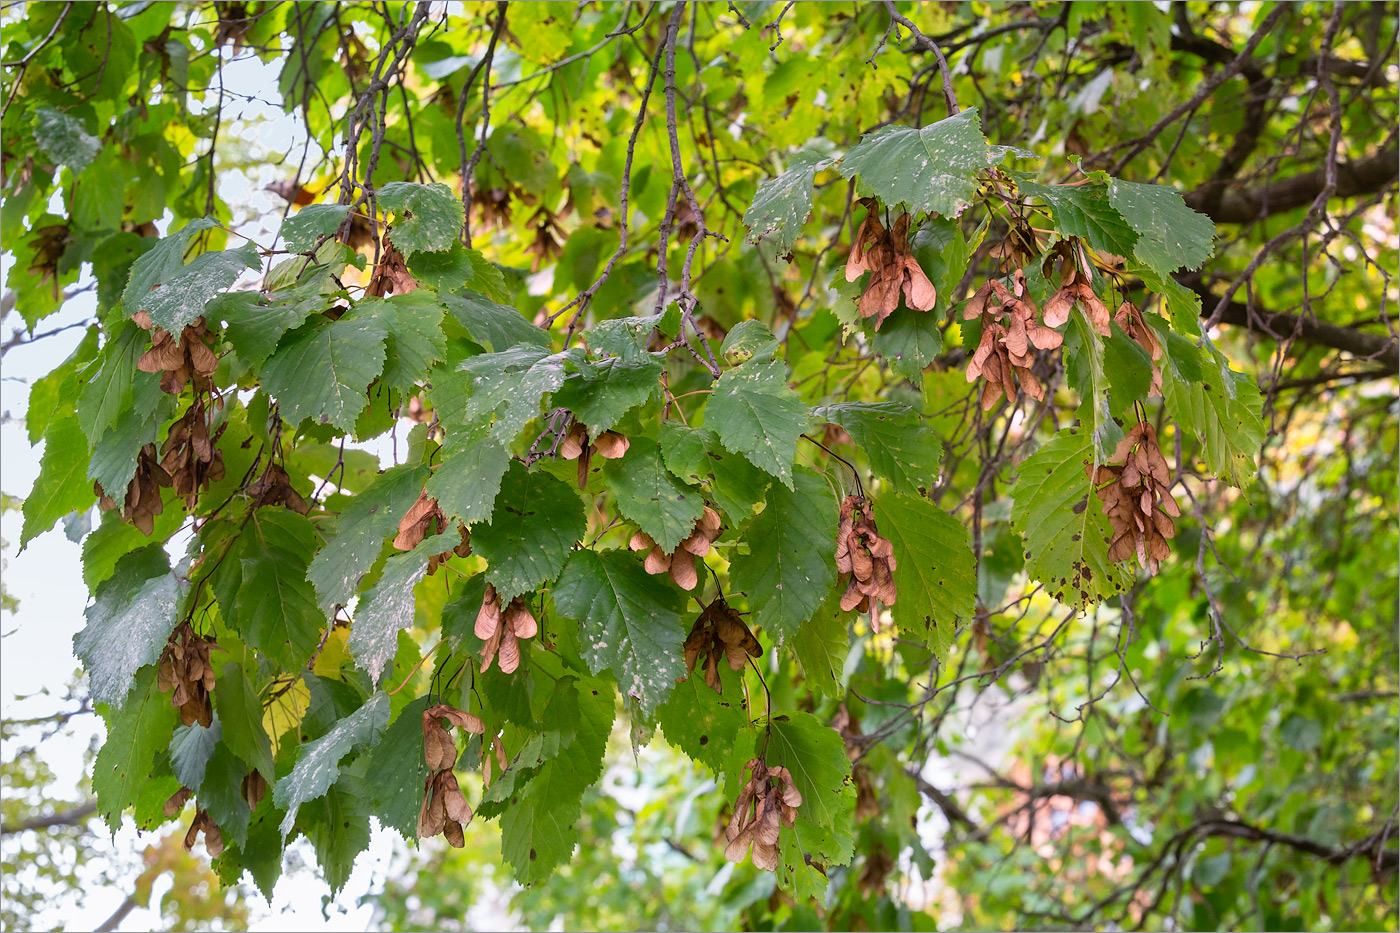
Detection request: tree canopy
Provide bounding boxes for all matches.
[1,1,1396,931]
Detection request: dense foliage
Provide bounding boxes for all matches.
[2,1,1396,930]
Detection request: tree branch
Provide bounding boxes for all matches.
[95,894,136,933]
[1,800,97,834]
[1100,3,1289,175]
[1180,277,1399,374]
[1189,817,1398,875]
[908,770,985,840]
[1186,138,1398,225]
[457,2,509,249]
[879,0,960,115]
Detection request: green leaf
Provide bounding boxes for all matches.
[76,323,144,446]
[356,293,447,393]
[778,823,832,902]
[275,692,390,836]
[552,354,663,436]
[659,422,771,523]
[69,10,136,101]
[478,730,566,813]
[215,794,284,900]
[732,470,837,644]
[348,530,455,684]
[744,148,837,257]
[367,696,432,840]
[1138,265,1203,336]
[308,464,431,615]
[92,665,180,830]
[602,442,704,553]
[870,307,944,380]
[408,243,510,301]
[302,672,366,737]
[34,107,100,173]
[424,436,511,526]
[440,291,549,352]
[705,358,810,490]
[1008,431,1134,609]
[442,346,575,444]
[1155,330,1264,487]
[377,182,464,257]
[140,241,262,334]
[720,319,780,366]
[284,443,382,495]
[200,741,255,849]
[588,311,677,361]
[210,286,326,371]
[82,508,182,590]
[213,510,324,669]
[499,675,613,884]
[837,111,991,217]
[1108,178,1215,276]
[280,204,351,252]
[260,312,388,433]
[295,768,372,896]
[27,325,97,445]
[74,545,181,709]
[1103,323,1154,417]
[21,413,95,547]
[872,494,977,658]
[1064,306,1121,459]
[74,148,126,231]
[474,463,586,602]
[1018,181,1138,258]
[766,712,855,858]
[171,717,221,791]
[87,375,171,510]
[553,549,688,716]
[124,218,217,313]
[814,401,943,496]
[791,589,851,699]
[656,664,749,775]
[215,662,275,781]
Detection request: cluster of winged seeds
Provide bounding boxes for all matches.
[98,313,228,528]
[558,420,629,489]
[963,269,1064,409]
[417,703,485,848]
[682,598,762,693]
[135,313,219,395]
[835,495,897,621]
[630,505,722,591]
[157,622,218,728]
[845,200,937,328]
[96,444,170,534]
[160,396,226,508]
[1089,421,1181,575]
[724,757,803,871]
[393,490,471,573]
[365,238,417,297]
[475,584,538,674]
[1041,239,1112,337]
[165,765,265,858]
[246,462,309,513]
[182,808,225,857]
